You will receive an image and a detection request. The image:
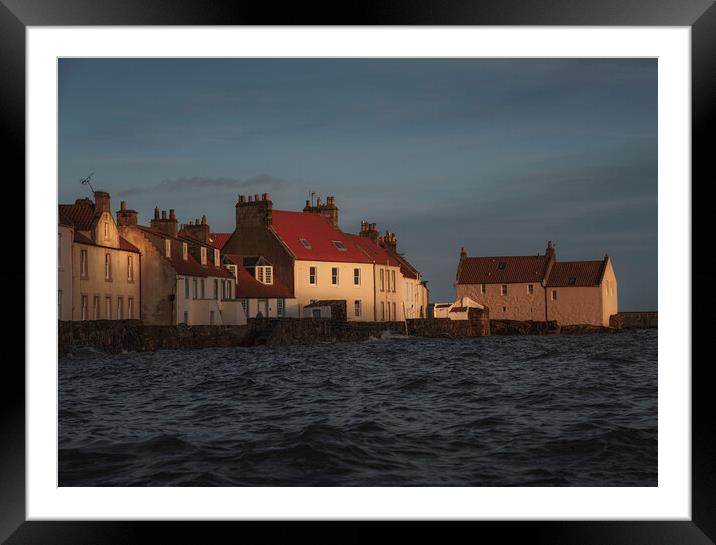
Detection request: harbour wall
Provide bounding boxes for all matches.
[614,311,658,329]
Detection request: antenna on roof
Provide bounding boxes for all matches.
[80,172,96,194]
[310,191,316,207]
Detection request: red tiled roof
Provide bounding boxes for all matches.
[546,260,606,287]
[270,211,372,263]
[458,255,550,285]
[234,265,293,299]
[59,202,97,231]
[179,232,219,249]
[209,232,232,249]
[118,237,140,253]
[345,234,401,267]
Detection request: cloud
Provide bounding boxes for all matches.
[118,174,289,196]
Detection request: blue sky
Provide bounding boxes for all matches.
[59,58,657,309]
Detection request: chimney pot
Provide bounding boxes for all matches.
[161,210,167,220]
[239,195,245,204]
[261,193,268,201]
[201,215,207,225]
[254,194,259,202]
[154,207,159,219]
[120,201,126,212]
[169,209,175,220]
[248,195,253,202]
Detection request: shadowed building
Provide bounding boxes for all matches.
[456,242,617,326]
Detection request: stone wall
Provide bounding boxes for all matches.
[616,311,657,329]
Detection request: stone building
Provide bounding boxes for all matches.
[117,203,245,326]
[221,193,429,321]
[455,242,618,326]
[58,192,141,321]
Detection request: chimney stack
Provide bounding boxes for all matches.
[94,191,111,213]
[460,246,467,261]
[360,221,379,242]
[235,193,273,229]
[116,200,138,227]
[379,230,398,253]
[302,194,339,227]
[546,240,556,260]
[150,204,178,238]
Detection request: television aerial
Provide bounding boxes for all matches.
[80,172,96,194]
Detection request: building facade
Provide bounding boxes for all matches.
[117,203,245,326]
[58,192,141,321]
[222,193,429,322]
[455,242,618,326]
[223,254,295,319]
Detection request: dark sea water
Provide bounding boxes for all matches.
[59,330,657,486]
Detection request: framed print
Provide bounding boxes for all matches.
[2,0,713,543]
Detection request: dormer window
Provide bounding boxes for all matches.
[332,240,347,251]
[182,243,188,261]
[165,239,171,258]
[498,262,506,271]
[201,247,207,266]
[103,222,109,239]
[300,238,312,250]
[214,249,220,267]
[256,265,273,285]
[568,277,577,285]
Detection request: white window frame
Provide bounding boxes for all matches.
[201,246,207,266]
[128,297,134,319]
[182,242,188,261]
[104,253,111,280]
[309,266,317,286]
[214,249,220,267]
[277,298,285,318]
[551,289,558,301]
[528,284,534,295]
[264,266,273,285]
[354,299,361,317]
[165,238,171,258]
[93,295,100,320]
[80,249,88,278]
[331,267,339,286]
[81,295,88,320]
[353,268,360,286]
[127,255,133,282]
[501,284,508,296]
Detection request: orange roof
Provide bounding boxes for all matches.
[458,255,550,285]
[59,202,96,231]
[546,260,606,287]
[234,265,293,299]
[209,232,232,249]
[270,211,372,264]
[345,234,401,267]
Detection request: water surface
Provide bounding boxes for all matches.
[59,330,657,486]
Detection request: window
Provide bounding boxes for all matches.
[354,300,361,317]
[277,298,285,317]
[210,311,215,325]
[312,308,321,319]
[353,268,360,286]
[333,240,347,251]
[380,269,385,291]
[93,296,100,320]
[391,270,396,292]
[393,302,397,320]
[58,233,62,267]
[183,310,188,324]
[227,282,232,299]
[165,239,171,258]
[501,284,508,296]
[257,266,264,283]
[201,279,205,299]
[221,280,226,300]
[300,238,312,249]
[201,247,207,266]
[498,262,506,270]
[568,277,577,285]
[58,290,62,318]
[81,295,88,320]
[182,243,188,261]
[214,249,220,267]
[257,299,268,318]
[214,279,219,300]
[185,277,190,299]
[551,290,558,301]
[128,297,134,319]
[264,266,272,285]
[481,283,486,294]
[239,298,248,316]
[381,302,385,321]
[118,297,124,320]
[528,284,534,294]
[105,296,112,319]
[331,267,339,285]
[193,278,198,299]
[104,222,109,239]
[104,253,112,280]
[387,302,391,321]
[80,249,88,277]
[502,306,507,312]
[309,266,317,285]
[127,255,134,282]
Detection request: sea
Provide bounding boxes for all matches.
[58,329,657,486]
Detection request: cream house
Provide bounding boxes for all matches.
[456,242,618,326]
[222,194,428,322]
[117,203,246,326]
[59,192,141,321]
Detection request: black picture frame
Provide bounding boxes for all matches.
[2,1,711,543]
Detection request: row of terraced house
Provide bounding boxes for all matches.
[58,190,429,325]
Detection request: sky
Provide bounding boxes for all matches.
[59,58,657,309]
